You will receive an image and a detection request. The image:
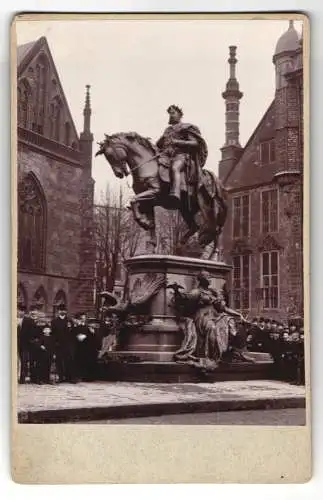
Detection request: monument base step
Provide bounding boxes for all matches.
[97,357,274,383]
[99,350,273,364]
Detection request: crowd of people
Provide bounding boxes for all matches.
[244,317,305,384]
[17,304,305,386]
[17,304,116,385]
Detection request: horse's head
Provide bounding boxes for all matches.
[95,134,129,179]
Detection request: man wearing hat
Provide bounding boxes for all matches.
[74,312,99,381]
[246,318,259,351]
[51,304,77,383]
[289,321,301,342]
[30,322,55,384]
[271,319,278,333]
[17,304,39,384]
[268,322,282,379]
[247,317,267,352]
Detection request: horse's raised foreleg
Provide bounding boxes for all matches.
[130,198,156,231]
[130,177,160,231]
[130,200,151,230]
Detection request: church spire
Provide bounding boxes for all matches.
[80,84,93,171]
[222,46,243,148]
[82,84,92,135]
[218,46,243,183]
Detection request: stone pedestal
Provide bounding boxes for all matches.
[116,254,232,362]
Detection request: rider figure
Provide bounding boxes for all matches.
[156,105,208,208]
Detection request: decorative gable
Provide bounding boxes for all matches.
[224,100,280,189]
[258,234,283,252]
[17,37,79,150]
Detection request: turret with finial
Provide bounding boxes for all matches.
[80,84,93,170]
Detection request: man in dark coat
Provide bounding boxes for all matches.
[17,305,39,384]
[34,323,55,384]
[51,304,77,383]
[268,327,282,379]
[74,313,99,381]
[252,317,268,352]
[246,318,259,351]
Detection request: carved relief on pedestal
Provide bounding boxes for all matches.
[127,273,166,308]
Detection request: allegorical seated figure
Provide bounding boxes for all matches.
[168,270,253,371]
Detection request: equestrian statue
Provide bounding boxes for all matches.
[95,105,228,259]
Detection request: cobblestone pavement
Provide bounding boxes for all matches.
[17,380,306,414]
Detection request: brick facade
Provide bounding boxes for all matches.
[17,37,95,316]
[219,23,304,323]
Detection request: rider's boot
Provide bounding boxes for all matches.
[168,182,181,209]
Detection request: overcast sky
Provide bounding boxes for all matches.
[15,17,303,202]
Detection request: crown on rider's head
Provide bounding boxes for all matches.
[167,105,183,117]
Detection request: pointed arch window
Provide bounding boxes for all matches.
[48,96,62,141]
[32,54,49,135]
[17,79,31,128]
[18,173,46,272]
[49,102,55,138]
[54,104,61,141]
[33,286,47,311]
[53,290,67,315]
[17,283,28,310]
[64,122,71,146]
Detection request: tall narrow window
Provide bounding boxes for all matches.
[49,102,55,138]
[232,197,241,239]
[54,104,61,142]
[53,290,67,315]
[269,139,276,162]
[17,283,28,310]
[232,254,250,311]
[64,122,71,146]
[31,56,48,135]
[261,250,279,309]
[232,194,250,239]
[17,80,30,128]
[33,286,47,311]
[18,173,46,272]
[242,195,249,237]
[261,189,278,233]
[260,139,276,165]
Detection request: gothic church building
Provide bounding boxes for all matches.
[219,21,304,323]
[17,36,95,315]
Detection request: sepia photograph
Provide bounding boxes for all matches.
[11,14,311,484]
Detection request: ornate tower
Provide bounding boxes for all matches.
[219,46,243,183]
[272,20,304,317]
[75,85,96,313]
[272,20,302,179]
[79,84,93,172]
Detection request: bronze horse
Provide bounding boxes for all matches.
[95,132,228,259]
